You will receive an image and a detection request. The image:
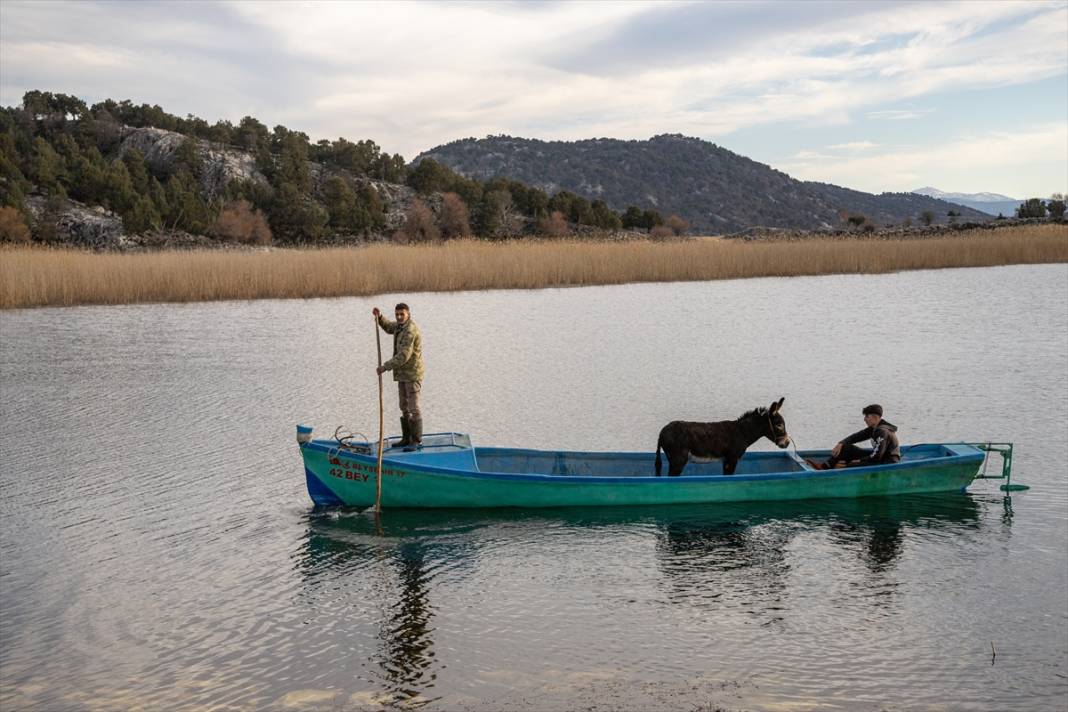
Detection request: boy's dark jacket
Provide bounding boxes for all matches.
[840,421,901,464]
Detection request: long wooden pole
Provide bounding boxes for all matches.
[373,314,384,513]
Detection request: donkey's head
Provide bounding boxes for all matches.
[765,397,790,448]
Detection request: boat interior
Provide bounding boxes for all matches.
[329,433,967,478]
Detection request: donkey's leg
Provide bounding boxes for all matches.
[723,458,738,475]
[668,454,686,477]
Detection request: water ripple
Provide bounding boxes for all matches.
[3,266,1067,711]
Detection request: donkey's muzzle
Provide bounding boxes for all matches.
[776,437,791,449]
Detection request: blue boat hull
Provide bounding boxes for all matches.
[297,430,988,509]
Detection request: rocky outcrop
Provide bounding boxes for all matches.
[115,128,414,233]
[23,194,255,250]
[25,195,126,249]
[369,178,419,232]
[118,127,268,199]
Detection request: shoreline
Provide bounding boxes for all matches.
[2,224,1065,310]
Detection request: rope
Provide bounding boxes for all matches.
[330,426,371,457]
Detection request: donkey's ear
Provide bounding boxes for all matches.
[770,397,784,413]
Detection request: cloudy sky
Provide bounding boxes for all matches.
[1,0,1065,198]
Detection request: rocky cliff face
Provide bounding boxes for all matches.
[24,195,218,250]
[117,127,416,233]
[118,127,269,200]
[363,178,418,232]
[25,195,125,248]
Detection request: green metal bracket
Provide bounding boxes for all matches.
[970,442,1028,491]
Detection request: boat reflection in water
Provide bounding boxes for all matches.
[298,513,479,707]
[651,494,984,624]
[298,493,986,705]
[656,494,982,570]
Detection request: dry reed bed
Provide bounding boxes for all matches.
[2,224,1065,309]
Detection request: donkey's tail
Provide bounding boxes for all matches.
[655,435,663,477]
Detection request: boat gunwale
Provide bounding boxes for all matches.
[302,439,986,485]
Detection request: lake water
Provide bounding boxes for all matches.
[1,264,1066,711]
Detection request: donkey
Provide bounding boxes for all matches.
[655,398,790,477]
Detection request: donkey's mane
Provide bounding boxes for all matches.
[738,407,768,421]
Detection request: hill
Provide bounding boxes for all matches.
[415,134,990,232]
[912,187,1022,217]
[1,92,997,249]
[1,91,733,247]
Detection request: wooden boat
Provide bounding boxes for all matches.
[297,426,999,509]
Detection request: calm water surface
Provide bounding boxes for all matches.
[2,264,1066,711]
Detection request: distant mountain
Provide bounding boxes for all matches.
[415,135,990,232]
[912,187,1022,217]
[913,186,1017,202]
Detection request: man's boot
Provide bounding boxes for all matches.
[391,416,410,448]
[405,416,423,451]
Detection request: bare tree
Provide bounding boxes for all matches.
[394,198,440,243]
[438,192,471,239]
[0,207,31,243]
[213,200,272,245]
[536,210,570,238]
[650,225,674,240]
[665,214,689,236]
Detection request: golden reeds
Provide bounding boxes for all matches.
[1,224,1065,309]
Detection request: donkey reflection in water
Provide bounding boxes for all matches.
[655,398,790,476]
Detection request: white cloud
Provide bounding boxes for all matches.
[3,41,128,68]
[866,110,932,121]
[778,122,1068,196]
[0,0,1064,195]
[828,141,880,152]
[213,0,1068,156]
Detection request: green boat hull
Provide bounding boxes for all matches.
[298,430,987,509]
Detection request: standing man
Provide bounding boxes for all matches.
[820,404,900,468]
[372,302,424,449]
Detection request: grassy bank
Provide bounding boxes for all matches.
[2,224,1065,309]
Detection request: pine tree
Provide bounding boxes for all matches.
[104,159,136,213]
[122,195,161,234]
[164,171,212,232]
[478,190,513,237]
[408,159,452,194]
[621,206,644,229]
[624,209,663,230]
[69,147,108,204]
[269,183,327,243]
[591,200,621,229]
[358,185,386,232]
[26,137,66,194]
[0,133,31,209]
[1046,193,1065,219]
[236,116,269,153]
[122,148,151,194]
[322,175,359,231]
[1016,198,1047,219]
[276,134,310,192]
[149,177,170,224]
